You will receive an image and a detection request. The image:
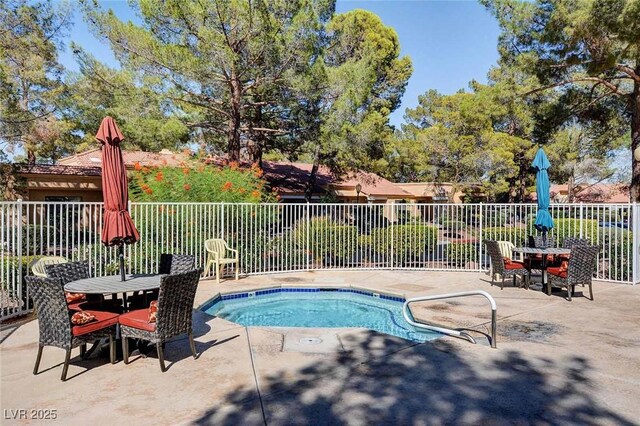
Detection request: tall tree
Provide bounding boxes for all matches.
[483,0,640,201]
[303,9,412,197]
[62,48,190,152]
[83,0,334,162]
[0,0,73,162]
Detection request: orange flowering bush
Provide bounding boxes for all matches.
[130,160,276,203]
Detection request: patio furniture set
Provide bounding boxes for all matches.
[484,237,600,301]
[26,254,203,381]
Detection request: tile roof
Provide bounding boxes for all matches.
[58,149,189,168]
[17,164,102,176]
[548,184,630,203]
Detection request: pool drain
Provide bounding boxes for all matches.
[299,337,323,345]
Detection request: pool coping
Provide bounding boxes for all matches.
[197,283,408,312]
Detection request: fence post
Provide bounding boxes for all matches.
[579,203,584,238]
[390,204,395,269]
[633,203,640,285]
[16,199,24,313]
[306,202,310,271]
[478,202,483,270]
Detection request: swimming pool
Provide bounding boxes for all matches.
[202,288,440,343]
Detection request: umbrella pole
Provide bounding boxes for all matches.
[119,245,126,281]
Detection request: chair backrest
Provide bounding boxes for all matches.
[156,269,201,339]
[45,260,90,284]
[30,256,68,278]
[496,241,515,259]
[533,235,556,248]
[562,237,591,249]
[158,254,196,275]
[204,239,228,258]
[567,245,600,285]
[26,276,72,348]
[484,240,506,275]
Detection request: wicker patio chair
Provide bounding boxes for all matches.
[30,256,68,278]
[547,245,600,301]
[557,237,592,263]
[484,240,528,289]
[158,253,196,274]
[45,260,122,312]
[25,276,118,381]
[128,254,196,309]
[532,235,556,248]
[119,269,201,372]
[203,239,239,283]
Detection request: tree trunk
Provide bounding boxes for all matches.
[227,72,242,162]
[567,173,575,203]
[631,80,640,202]
[305,146,321,202]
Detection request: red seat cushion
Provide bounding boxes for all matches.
[119,308,157,332]
[72,310,119,336]
[66,292,87,304]
[547,266,568,278]
[67,301,86,312]
[505,261,525,270]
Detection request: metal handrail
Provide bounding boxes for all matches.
[402,290,498,348]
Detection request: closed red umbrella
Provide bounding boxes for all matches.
[97,116,139,281]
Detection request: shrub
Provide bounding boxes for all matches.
[16,225,57,255]
[446,243,478,266]
[130,161,277,203]
[292,218,358,261]
[598,228,633,282]
[551,219,599,245]
[370,224,439,260]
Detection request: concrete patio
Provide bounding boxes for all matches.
[2,270,639,425]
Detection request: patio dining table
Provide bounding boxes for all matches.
[512,247,571,291]
[64,274,165,311]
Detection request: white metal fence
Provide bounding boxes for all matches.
[2,201,639,319]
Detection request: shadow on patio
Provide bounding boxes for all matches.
[194,332,636,425]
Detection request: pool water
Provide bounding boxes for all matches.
[203,288,440,343]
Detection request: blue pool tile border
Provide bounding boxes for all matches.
[200,287,406,310]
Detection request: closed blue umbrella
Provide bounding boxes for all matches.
[532,148,554,242]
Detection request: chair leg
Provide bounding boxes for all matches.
[109,335,115,364]
[500,275,505,290]
[157,342,166,372]
[588,283,594,301]
[235,262,239,280]
[79,343,87,358]
[203,259,213,278]
[513,275,517,288]
[61,348,72,381]
[122,338,129,365]
[567,285,572,301]
[546,280,552,296]
[189,331,197,359]
[217,264,222,284]
[33,344,43,375]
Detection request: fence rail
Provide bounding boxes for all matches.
[2,201,639,319]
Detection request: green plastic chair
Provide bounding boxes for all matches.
[30,256,68,278]
[203,239,239,283]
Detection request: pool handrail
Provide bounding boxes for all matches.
[402,290,497,348]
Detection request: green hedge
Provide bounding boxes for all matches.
[446,243,478,266]
[598,228,633,281]
[370,224,439,259]
[292,218,358,260]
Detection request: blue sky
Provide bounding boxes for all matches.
[59,0,501,127]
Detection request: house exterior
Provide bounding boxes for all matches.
[17,150,415,204]
[548,184,630,204]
